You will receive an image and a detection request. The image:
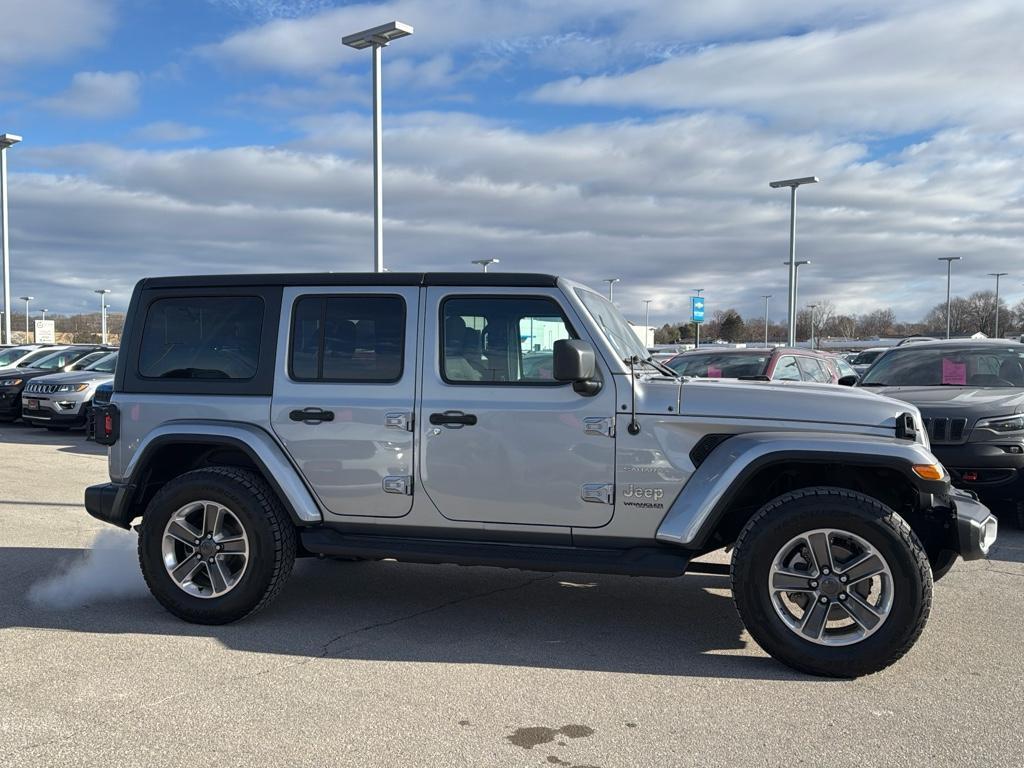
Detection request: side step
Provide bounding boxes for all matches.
[300,529,692,578]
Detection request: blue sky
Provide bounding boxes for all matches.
[2,0,1023,324]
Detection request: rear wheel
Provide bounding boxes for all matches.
[731,487,932,678]
[138,466,296,624]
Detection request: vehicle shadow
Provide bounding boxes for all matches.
[0,421,104,456]
[987,527,1024,564]
[1,544,807,681]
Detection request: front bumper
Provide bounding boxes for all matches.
[931,441,1024,501]
[84,482,137,530]
[22,403,90,427]
[0,389,23,418]
[949,488,998,560]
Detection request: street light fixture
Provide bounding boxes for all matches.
[808,303,819,350]
[342,21,414,274]
[95,289,111,344]
[1,133,22,346]
[761,294,772,346]
[18,295,32,339]
[937,257,961,339]
[603,278,620,302]
[770,175,818,346]
[987,272,1008,338]
[471,258,499,273]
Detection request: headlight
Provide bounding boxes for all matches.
[56,383,89,393]
[0,378,23,387]
[976,415,1024,433]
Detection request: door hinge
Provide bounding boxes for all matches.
[383,476,413,495]
[581,483,614,505]
[385,412,413,431]
[584,416,615,438]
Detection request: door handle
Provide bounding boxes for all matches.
[289,407,335,424]
[429,410,477,428]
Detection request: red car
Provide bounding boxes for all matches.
[665,347,854,384]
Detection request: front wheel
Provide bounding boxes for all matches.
[138,466,296,624]
[731,487,932,678]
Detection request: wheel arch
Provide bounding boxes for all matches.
[656,432,953,554]
[121,424,322,527]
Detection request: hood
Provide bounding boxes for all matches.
[663,377,915,432]
[29,369,114,386]
[866,386,1024,415]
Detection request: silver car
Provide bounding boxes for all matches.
[21,351,117,430]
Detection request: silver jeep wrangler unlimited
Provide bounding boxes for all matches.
[86,272,997,677]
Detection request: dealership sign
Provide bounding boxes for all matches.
[34,320,55,343]
[691,296,705,324]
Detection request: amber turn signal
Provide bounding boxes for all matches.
[912,464,945,480]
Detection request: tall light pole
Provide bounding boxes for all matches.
[937,256,961,339]
[603,278,620,302]
[693,288,704,349]
[782,260,810,339]
[769,176,819,346]
[95,289,111,344]
[471,258,499,272]
[762,294,772,346]
[18,295,32,339]
[808,303,819,349]
[988,272,1008,338]
[342,21,414,274]
[1,134,22,346]
[41,308,47,321]
[642,299,652,347]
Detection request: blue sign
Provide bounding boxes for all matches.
[691,296,706,324]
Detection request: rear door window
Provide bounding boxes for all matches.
[772,355,801,381]
[289,295,405,382]
[797,356,830,382]
[139,297,263,380]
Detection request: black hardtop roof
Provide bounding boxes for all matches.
[139,272,560,290]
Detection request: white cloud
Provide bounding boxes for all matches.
[0,0,115,67]
[535,1,1024,134]
[12,113,1024,322]
[133,122,208,143]
[41,71,141,119]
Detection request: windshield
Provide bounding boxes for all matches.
[574,288,648,362]
[851,350,884,365]
[0,347,32,366]
[668,352,770,378]
[16,348,63,368]
[861,346,1024,387]
[25,348,90,371]
[84,352,118,373]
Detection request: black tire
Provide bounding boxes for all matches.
[731,486,932,678]
[138,466,296,624]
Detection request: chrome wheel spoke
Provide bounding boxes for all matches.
[839,592,881,631]
[218,536,247,555]
[208,559,229,595]
[800,600,830,640]
[166,520,200,547]
[840,553,885,584]
[771,570,815,591]
[805,532,834,574]
[170,555,202,585]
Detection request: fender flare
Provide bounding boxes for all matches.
[655,431,947,549]
[122,421,322,524]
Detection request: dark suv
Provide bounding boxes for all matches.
[858,339,1024,525]
[666,347,851,384]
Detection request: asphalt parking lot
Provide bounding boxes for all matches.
[1,422,1023,768]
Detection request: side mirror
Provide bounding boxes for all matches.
[553,339,600,395]
[838,374,858,386]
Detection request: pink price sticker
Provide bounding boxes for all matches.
[707,365,723,378]
[941,358,967,385]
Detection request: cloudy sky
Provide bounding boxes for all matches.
[2,0,1023,324]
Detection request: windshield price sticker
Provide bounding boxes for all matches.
[941,358,967,385]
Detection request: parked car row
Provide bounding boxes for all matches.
[664,346,858,385]
[0,344,117,431]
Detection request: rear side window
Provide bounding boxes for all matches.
[138,297,263,380]
[290,295,405,382]
[773,355,801,381]
[797,356,830,383]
